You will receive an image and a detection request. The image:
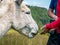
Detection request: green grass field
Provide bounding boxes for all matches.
[0,6,50,45]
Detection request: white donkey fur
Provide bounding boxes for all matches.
[0,0,38,38]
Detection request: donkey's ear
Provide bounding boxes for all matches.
[0,0,2,2]
[15,0,23,5]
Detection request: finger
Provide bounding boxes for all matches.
[40,30,46,34]
[40,32,45,34]
[40,26,45,30]
[40,29,49,35]
[41,25,46,30]
[49,29,55,32]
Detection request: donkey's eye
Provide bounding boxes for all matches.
[26,12,30,14]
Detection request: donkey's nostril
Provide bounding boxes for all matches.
[31,31,38,36]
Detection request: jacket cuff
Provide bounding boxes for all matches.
[46,23,51,30]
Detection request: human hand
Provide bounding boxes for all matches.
[40,25,49,34]
[40,25,56,34]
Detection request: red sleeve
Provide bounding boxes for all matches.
[46,17,60,30]
[45,0,60,30]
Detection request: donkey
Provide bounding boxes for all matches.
[0,0,38,38]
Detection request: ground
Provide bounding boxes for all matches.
[0,29,49,45]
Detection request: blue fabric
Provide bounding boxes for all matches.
[47,34,60,45]
[49,0,57,15]
[56,34,60,45]
[47,0,58,45]
[47,30,58,45]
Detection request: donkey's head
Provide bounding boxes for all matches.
[12,0,38,38]
[13,4,38,38]
[20,10,38,38]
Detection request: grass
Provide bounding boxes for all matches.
[0,29,49,45]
